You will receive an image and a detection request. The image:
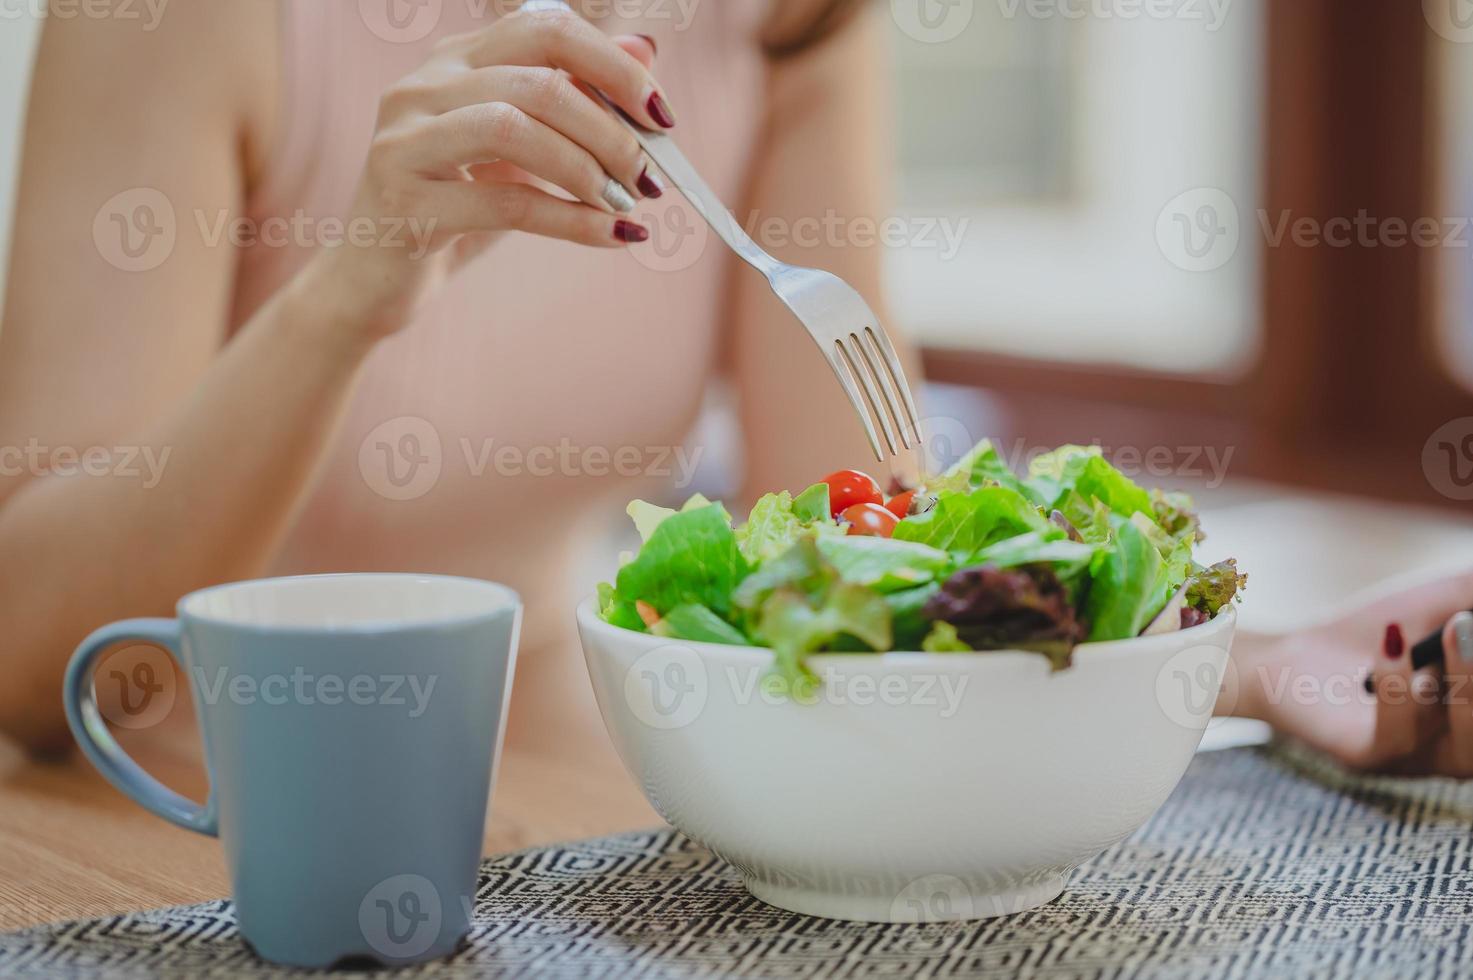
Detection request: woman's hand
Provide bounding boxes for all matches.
[1233,569,1473,774]
[306,8,671,340]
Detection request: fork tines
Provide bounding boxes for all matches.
[829,326,922,462]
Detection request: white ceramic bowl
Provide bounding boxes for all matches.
[577,599,1235,923]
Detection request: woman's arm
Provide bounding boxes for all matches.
[728,3,924,499]
[0,4,328,751]
[0,4,675,751]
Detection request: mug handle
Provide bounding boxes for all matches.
[63,619,218,836]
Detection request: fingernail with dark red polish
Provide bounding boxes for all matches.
[636,166,664,199]
[646,91,676,129]
[1384,623,1405,659]
[614,220,649,243]
[636,34,657,55]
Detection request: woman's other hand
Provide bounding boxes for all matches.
[1234,569,1473,775]
[312,8,669,340]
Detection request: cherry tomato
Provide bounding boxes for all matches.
[885,490,917,521]
[822,469,883,518]
[841,503,899,538]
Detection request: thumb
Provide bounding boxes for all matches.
[614,33,658,70]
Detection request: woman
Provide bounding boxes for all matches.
[0,0,915,767]
[1,1,1469,780]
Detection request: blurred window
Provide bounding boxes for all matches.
[884,0,1264,375]
[0,12,42,322]
[1437,39,1473,392]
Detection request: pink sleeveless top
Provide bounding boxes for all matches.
[230,2,769,655]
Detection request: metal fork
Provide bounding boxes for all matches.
[524,2,920,459]
[608,118,922,461]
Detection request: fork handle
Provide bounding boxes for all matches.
[596,95,782,278]
[527,0,780,276]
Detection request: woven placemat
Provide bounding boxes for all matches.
[4,743,1472,979]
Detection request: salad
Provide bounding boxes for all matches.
[597,440,1244,693]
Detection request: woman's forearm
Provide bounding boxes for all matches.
[1215,628,1276,721]
[0,260,375,751]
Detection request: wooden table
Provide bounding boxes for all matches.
[0,707,658,932]
[5,490,1471,935]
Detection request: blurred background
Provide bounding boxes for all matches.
[1,18,36,300]
[2,1,1471,639]
[884,0,1470,509]
[880,0,1473,639]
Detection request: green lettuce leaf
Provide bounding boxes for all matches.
[893,485,1051,561]
[1083,513,1184,641]
[921,620,972,652]
[1152,489,1203,544]
[1027,444,1095,482]
[736,491,805,564]
[755,584,892,697]
[1074,455,1152,518]
[615,503,749,619]
[653,603,750,645]
[1021,444,1087,508]
[792,482,831,522]
[1051,492,1114,545]
[1026,446,1152,519]
[815,535,952,593]
[731,536,895,689]
[927,438,1042,500]
[1135,512,1194,599]
[626,493,720,544]
[1184,559,1247,616]
[735,488,841,564]
[886,583,942,650]
[597,580,644,632]
[732,536,834,612]
[973,530,1097,577]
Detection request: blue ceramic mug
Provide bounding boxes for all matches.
[63,573,520,968]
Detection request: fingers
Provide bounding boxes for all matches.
[1369,623,1423,763]
[399,102,631,214]
[1410,667,1447,750]
[615,33,658,70]
[469,9,677,130]
[411,66,659,204]
[1441,611,1473,770]
[424,181,647,247]
[360,9,670,252]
